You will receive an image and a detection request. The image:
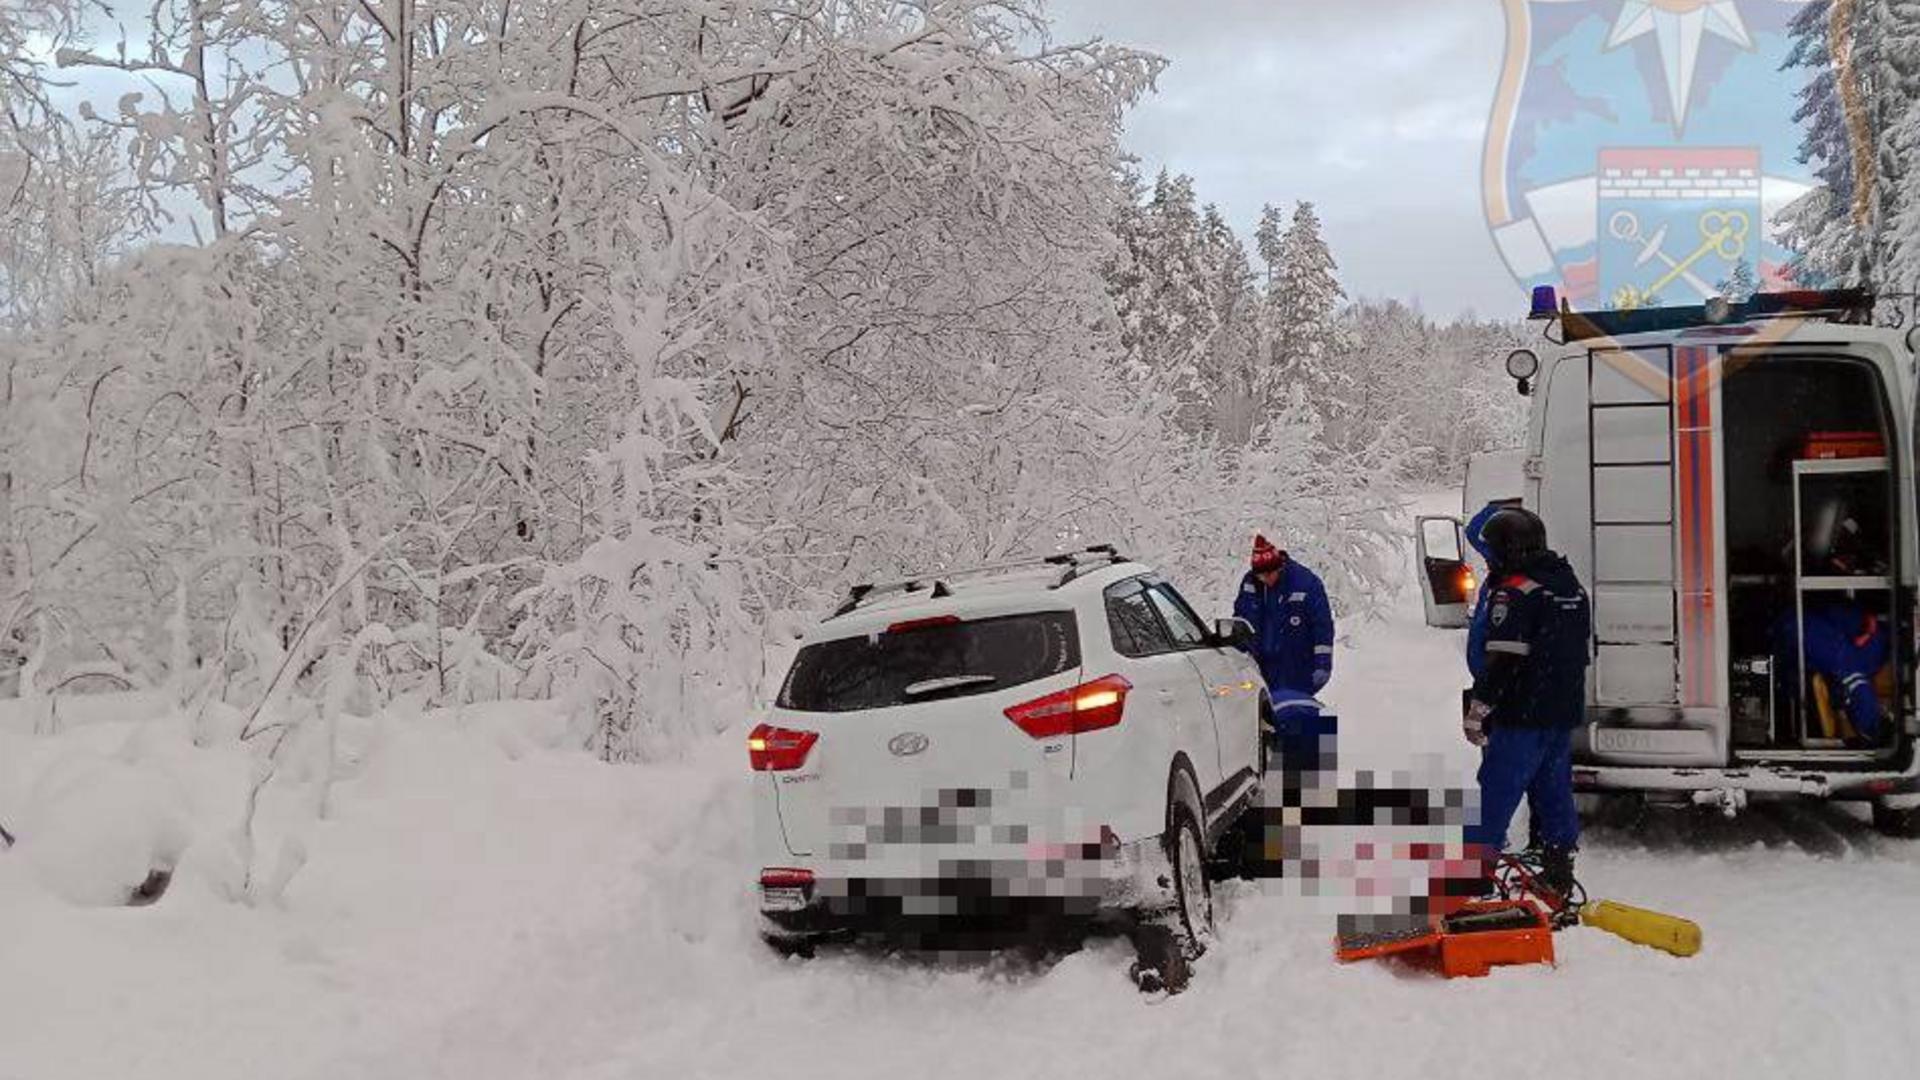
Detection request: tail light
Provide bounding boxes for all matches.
[1005,674,1132,739]
[760,867,815,911]
[1460,566,1477,596]
[759,868,816,889]
[748,724,819,771]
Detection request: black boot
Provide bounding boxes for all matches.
[1538,846,1576,905]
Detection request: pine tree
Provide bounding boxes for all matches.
[1198,204,1262,443]
[1262,201,1346,421]
[1716,258,1758,302]
[1780,0,1863,285]
[1860,0,1920,293]
[1781,0,1920,292]
[1855,0,1920,288]
[1254,203,1287,291]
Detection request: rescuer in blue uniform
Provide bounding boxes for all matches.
[1235,534,1335,697]
[1461,509,1591,898]
[1463,501,1505,680]
[1236,535,1337,800]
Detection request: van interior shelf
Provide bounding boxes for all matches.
[1798,576,1893,592]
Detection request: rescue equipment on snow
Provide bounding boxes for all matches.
[1579,900,1702,959]
[1335,898,1556,979]
[1498,851,1702,959]
[1334,853,1702,976]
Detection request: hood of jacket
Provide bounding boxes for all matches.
[1510,550,1581,594]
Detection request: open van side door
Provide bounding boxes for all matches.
[1415,515,1475,629]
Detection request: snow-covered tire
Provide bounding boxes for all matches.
[1872,801,1920,839]
[1168,805,1213,959]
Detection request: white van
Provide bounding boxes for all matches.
[1417,291,1920,836]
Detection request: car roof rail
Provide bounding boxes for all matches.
[826,545,1127,619]
[1045,544,1126,589]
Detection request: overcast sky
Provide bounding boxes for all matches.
[1047,0,1522,319]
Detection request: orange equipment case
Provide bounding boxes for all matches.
[1799,430,1885,460]
[1336,899,1555,978]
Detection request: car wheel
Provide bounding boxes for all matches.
[1872,800,1920,839]
[1168,805,1213,958]
[760,931,824,959]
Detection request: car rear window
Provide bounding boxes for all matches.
[778,612,1080,713]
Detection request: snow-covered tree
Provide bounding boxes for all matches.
[0,0,1459,772]
[1779,0,1920,297]
[1253,203,1287,290]
[1717,258,1759,302]
[1261,201,1346,418]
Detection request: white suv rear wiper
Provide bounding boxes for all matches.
[903,675,998,697]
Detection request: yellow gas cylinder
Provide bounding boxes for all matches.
[1579,900,1702,958]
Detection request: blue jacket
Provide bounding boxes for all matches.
[1470,552,1591,730]
[1773,602,1890,739]
[1464,502,1503,679]
[1234,560,1335,695]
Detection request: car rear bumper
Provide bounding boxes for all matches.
[757,835,1177,941]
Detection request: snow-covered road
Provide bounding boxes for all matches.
[6,515,1920,1080]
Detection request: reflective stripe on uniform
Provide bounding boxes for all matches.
[1313,645,1334,655]
[1486,641,1532,656]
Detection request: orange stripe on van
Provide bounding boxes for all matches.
[1674,347,1718,709]
[1676,350,1697,706]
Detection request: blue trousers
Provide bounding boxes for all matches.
[1466,726,1580,853]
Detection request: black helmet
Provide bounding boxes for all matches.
[1481,507,1547,569]
[1806,496,1871,573]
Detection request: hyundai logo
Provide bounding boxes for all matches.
[887,732,930,757]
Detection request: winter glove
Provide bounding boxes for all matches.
[1310,668,1330,692]
[1463,699,1492,748]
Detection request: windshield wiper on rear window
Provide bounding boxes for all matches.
[902,675,998,698]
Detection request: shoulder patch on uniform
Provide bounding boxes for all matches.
[1491,600,1510,627]
[1241,582,1255,595]
[1289,591,1307,602]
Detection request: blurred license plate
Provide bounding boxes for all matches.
[761,886,807,911]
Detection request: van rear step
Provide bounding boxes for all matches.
[1573,763,1920,800]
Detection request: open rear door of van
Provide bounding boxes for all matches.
[1416,516,1474,629]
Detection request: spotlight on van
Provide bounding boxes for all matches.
[1506,349,1540,398]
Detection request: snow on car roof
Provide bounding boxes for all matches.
[802,560,1147,643]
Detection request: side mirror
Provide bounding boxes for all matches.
[1214,617,1255,648]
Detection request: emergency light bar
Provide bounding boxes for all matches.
[1558,289,1875,343]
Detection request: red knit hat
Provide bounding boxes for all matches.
[1250,534,1285,573]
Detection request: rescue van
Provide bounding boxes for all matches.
[1417,290,1920,836]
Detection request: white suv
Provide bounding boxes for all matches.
[751,547,1270,958]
